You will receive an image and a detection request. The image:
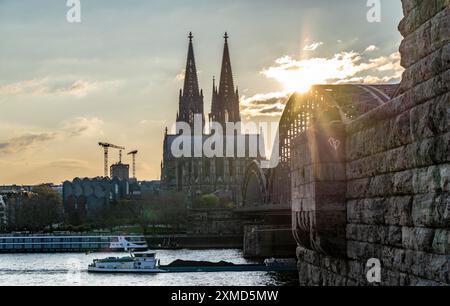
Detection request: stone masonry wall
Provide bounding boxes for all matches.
[295,0,449,286]
[186,208,243,236]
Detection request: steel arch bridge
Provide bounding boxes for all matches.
[241,84,397,212]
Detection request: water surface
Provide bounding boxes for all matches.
[0,249,298,286]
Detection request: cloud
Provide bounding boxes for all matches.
[262,50,403,92]
[241,46,403,118]
[0,116,104,155]
[303,41,324,51]
[365,45,379,52]
[57,80,99,98]
[62,117,104,137]
[175,70,185,81]
[0,78,121,98]
[240,91,290,117]
[139,119,166,126]
[0,79,49,96]
[0,132,58,154]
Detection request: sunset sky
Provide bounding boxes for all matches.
[0,0,404,185]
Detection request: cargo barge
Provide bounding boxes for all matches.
[87,252,297,274]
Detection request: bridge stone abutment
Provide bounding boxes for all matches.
[292,119,347,258]
[293,0,449,286]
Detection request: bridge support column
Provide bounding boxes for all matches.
[291,121,347,258]
[243,224,296,258]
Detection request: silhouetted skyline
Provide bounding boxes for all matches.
[0,0,403,184]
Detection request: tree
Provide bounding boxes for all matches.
[139,208,159,234]
[138,191,188,233]
[8,186,63,232]
[192,194,220,209]
[31,185,63,230]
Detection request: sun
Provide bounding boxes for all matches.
[282,80,312,94]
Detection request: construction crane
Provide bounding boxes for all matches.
[98,142,125,178]
[128,150,138,179]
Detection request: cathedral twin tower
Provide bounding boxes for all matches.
[162,32,259,201]
[176,32,241,131]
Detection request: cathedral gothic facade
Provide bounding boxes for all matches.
[161,33,263,205]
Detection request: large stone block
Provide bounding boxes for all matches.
[347,241,382,261]
[401,0,423,17]
[385,196,414,226]
[412,166,436,195]
[346,178,370,199]
[413,132,450,167]
[296,246,320,266]
[399,0,447,37]
[410,68,450,105]
[366,174,394,197]
[381,268,405,286]
[410,93,450,141]
[412,191,450,227]
[393,170,414,195]
[346,224,402,247]
[362,198,386,225]
[402,227,435,252]
[402,44,450,91]
[400,7,450,69]
[432,229,450,254]
[426,253,450,283]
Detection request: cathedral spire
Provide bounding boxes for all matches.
[183,32,200,98]
[209,33,242,127]
[218,32,235,99]
[177,32,205,132]
[214,32,240,124]
[210,76,219,124]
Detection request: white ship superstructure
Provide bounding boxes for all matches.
[88,251,164,273]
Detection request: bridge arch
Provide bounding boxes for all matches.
[242,160,268,207]
[242,85,397,208]
[240,84,397,257]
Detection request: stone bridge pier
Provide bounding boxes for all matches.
[291,0,449,285]
[240,0,449,284]
[238,161,296,258]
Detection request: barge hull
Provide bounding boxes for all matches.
[87,264,297,274]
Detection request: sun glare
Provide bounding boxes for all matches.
[282,80,312,94]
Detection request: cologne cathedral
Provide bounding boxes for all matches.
[161,33,263,204]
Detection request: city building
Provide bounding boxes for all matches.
[0,185,34,193]
[139,181,161,196]
[110,162,130,181]
[62,177,130,223]
[0,184,62,196]
[161,33,264,205]
[0,195,6,226]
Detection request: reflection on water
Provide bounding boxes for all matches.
[0,249,298,286]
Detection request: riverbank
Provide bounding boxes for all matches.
[145,234,243,249]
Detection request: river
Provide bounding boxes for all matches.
[0,249,298,286]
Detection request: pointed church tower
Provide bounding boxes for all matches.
[177,32,204,132]
[209,32,241,129]
[209,76,219,123]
